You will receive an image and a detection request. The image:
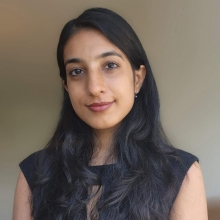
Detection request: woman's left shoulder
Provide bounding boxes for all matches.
[169,161,208,219]
[167,149,199,183]
[169,148,199,167]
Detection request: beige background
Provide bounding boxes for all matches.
[0,0,220,219]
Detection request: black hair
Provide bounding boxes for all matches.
[31,8,179,220]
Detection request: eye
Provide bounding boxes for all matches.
[69,68,84,76]
[105,62,118,69]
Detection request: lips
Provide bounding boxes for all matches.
[87,101,114,112]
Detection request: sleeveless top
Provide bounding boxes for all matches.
[20,148,198,197]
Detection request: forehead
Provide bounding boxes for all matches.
[63,28,126,61]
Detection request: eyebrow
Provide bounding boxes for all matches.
[95,51,123,60]
[64,51,123,67]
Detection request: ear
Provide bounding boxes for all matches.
[62,80,68,92]
[134,65,146,93]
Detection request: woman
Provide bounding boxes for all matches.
[13,8,207,220]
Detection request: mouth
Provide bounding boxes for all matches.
[86,101,115,112]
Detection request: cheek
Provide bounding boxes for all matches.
[70,94,82,110]
[115,76,135,98]
[121,93,135,112]
[67,87,83,110]
[114,80,135,114]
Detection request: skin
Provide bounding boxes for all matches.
[13,172,33,220]
[170,162,208,220]
[13,29,208,220]
[63,29,145,161]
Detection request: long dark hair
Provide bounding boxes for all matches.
[31,8,178,220]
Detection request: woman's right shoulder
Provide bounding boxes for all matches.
[13,171,33,220]
[19,150,43,191]
[20,150,42,165]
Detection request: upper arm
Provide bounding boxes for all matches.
[13,171,33,220]
[170,162,208,220]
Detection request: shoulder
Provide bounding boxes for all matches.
[19,150,42,191]
[13,171,33,220]
[168,149,199,188]
[169,161,208,219]
[169,148,199,168]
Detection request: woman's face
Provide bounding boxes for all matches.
[63,28,145,133]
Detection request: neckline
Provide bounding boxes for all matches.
[89,163,116,169]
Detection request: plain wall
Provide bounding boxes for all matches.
[1,0,220,219]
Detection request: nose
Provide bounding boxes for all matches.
[86,70,106,96]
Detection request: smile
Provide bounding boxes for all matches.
[86,101,114,112]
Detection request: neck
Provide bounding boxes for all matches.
[90,127,116,166]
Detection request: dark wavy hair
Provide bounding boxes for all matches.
[31,8,179,220]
